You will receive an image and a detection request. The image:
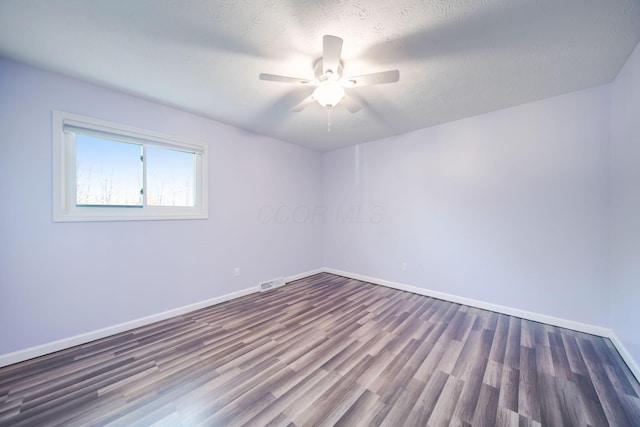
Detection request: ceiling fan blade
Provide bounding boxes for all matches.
[344,69,400,86]
[323,35,343,75]
[259,73,312,85]
[341,94,362,113]
[291,95,315,112]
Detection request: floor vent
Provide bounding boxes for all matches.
[259,277,285,292]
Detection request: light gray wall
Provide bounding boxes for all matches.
[611,42,640,366]
[2,45,638,370]
[0,58,324,355]
[323,85,611,327]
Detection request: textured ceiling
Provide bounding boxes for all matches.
[1,1,639,151]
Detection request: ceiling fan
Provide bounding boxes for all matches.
[259,35,400,113]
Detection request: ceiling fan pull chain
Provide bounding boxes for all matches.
[327,107,331,132]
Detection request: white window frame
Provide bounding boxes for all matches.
[53,110,208,222]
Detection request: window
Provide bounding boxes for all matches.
[53,111,208,222]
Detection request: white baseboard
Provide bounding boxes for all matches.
[608,331,640,381]
[0,285,259,369]
[324,267,640,381]
[323,268,611,336]
[3,267,638,384]
[285,268,325,283]
[0,268,327,369]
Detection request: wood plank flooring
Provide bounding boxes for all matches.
[1,273,639,426]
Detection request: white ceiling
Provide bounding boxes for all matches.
[1,1,639,151]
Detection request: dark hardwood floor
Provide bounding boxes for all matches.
[1,273,639,426]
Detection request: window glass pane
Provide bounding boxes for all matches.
[146,146,195,207]
[75,134,142,206]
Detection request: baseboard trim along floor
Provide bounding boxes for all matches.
[0,268,324,369]
[324,268,610,336]
[1,266,637,382]
[2,272,639,425]
[323,268,640,382]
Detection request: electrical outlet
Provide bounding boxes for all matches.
[234,267,240,277]
[402,262,408,271]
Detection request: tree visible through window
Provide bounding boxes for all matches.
[146,145,195,207]
[76,135,143,207]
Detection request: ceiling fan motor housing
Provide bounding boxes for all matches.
[314,58,344,83]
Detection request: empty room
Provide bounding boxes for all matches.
[1,1,640,425]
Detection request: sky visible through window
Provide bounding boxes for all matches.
[75,134,195,207]
[146,145,195,207]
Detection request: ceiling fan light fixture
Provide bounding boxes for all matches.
[260,35,399,114]
[312,83,345,108]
